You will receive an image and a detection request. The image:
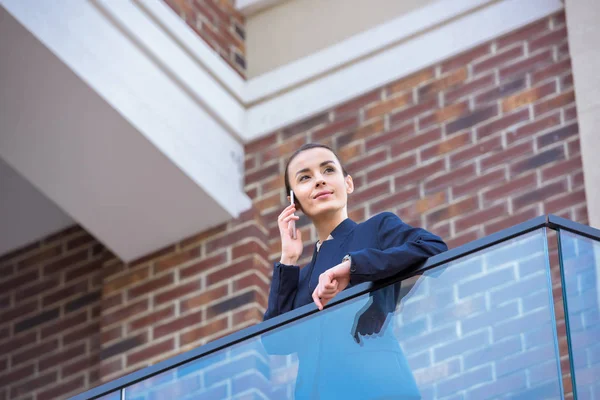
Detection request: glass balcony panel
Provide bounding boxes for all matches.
[123,228,563,400]
[558,230,600,400]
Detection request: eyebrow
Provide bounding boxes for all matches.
[295,160,336,177]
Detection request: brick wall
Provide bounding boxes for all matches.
[0,227,106,400]
[0,11,588,399]
[163,0,246,76]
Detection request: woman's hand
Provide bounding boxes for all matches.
[312,260,351,310]
[278,204,303,265]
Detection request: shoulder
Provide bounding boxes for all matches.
[356,212,403,231]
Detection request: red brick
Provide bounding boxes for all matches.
[365,121,415,151]
[16,245,62,269]
[38,375,85,400]
[446,229,481,249]
[419,68,468,99]
[392,127,443,159]
[499,49,553,81]
[129,306,175,333]
[154,311,202,339]
[102,292,122,311]
[63,321,100,346]
[513,179,567,210]
[389,98,437,126]
[477,109,530,139]
[455,202,508,232]
[395,159,445,188]
[533,90,575,117]
[42,280,88,307]
[154,280,202,306]
[497,19,549,49]
[532,58,571,85]
[245,133,277,155]
[154,248,202,275]
[0,363,34,386]
[419,102,468,130]
[545,189,586,215]
[529,26,567,53]
[180,251,228,279]
[127,338,174,367]
[473,45,524,75]
[181,284,229,313]
[245,163,280,186]
[482,173,536,203]
[344,148,386,175]
[180,316,228,346]
[233,307,264,326]
[484,207,539,234]
[502,81,557,113]
[541,157,582,183]
[425,164,477,193]
[334,89,381,116]
[281,112,329,139]
[350,181,391,205]
[233,273,269,293]
[12,340,59,367]
[445,73,495,104]
[39,343,86,372]
[388,69,435,94]
[127,273,174,301]
[425,197,478,225]
[205,224,266,254]
[366,153,417,183]
[101,299,148,327]
[41,310,87,339]
[65,260,102,283]
[312,115,358,142]
[10,371,57,399]
[368,187,419,214]
[14,277,59,302]
[0,270,38,293]
[510,147,565,176]
[43,249,89,276]
[564,105,577,123]
[475,78,526,107]
[244,155,256,171]
[442,44,491,73]
[206,256,265,286]
[421,131,471,161]
[0,299,38,322]
[450,136,503,168]
[446,105,498,135]
[104,267,150,295]
[508,112,561,145]
[365,92,412,120]
[536,123,578,149]
[480,142,534,172]
[453,169,506,198]
[0,331,36,356]
[101,326,122,344]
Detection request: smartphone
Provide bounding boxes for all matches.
[290,190,297,240]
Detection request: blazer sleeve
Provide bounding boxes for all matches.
[348,212,447,285]
[263,262,300,321]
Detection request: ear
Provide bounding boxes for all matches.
[345,175,354,194]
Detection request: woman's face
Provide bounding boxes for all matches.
[287,148,353,218]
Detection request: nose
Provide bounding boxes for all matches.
[315,174,326,187]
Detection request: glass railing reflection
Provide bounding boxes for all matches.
[123,228,564,400]
[558,229,600,399]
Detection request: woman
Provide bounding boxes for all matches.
[262,143,447,399]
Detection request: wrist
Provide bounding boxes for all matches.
[280,256,298,265]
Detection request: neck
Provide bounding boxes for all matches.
[312,208,348,243]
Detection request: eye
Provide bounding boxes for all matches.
[299,175,310,182]
[324,167,335,173]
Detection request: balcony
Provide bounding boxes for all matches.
[72,215,600,399]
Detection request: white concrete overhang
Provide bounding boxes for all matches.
[0,0,563,260]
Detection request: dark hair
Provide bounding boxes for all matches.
[284,143,349,209]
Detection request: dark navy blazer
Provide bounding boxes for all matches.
[264,212,448,320]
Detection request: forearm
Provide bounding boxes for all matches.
[263,262,300,320]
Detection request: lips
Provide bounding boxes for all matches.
[314,191,333,199]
